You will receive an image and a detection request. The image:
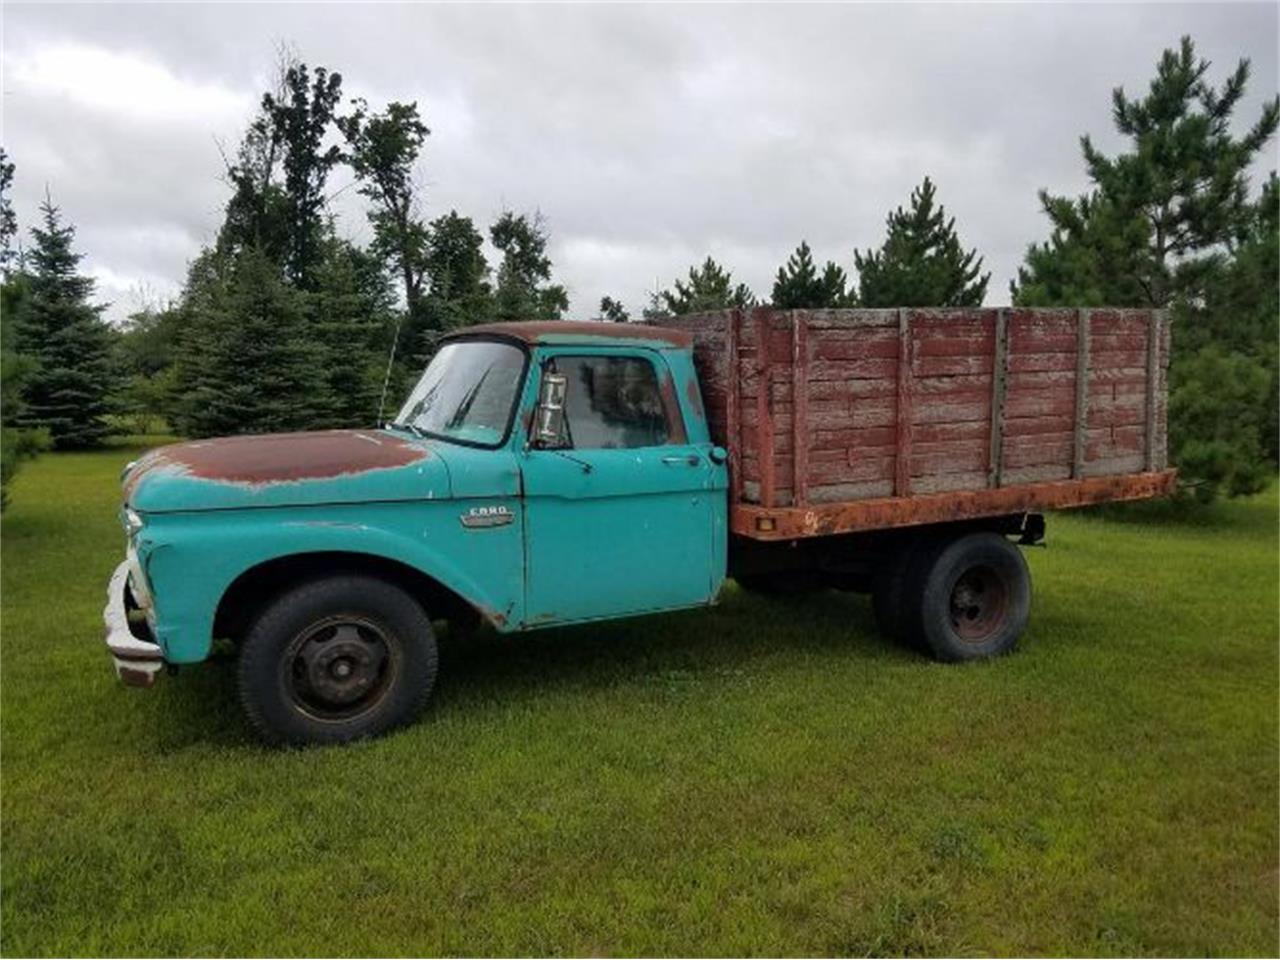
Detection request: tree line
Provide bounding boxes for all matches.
[1,36,1274,508]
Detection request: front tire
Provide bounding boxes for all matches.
[238,575,438,745]
[905,532,1031,662]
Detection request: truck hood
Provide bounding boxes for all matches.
[124,429,451,513]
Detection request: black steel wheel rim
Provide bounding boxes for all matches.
[282,615,400,722]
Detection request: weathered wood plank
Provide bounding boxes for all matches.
[755,310,776,507]
[726,308,742,502]
[895,309,913,497]
[791,312,810,506]
[1145,310,1159,470]
[1072,308,1091,478]
[988,309,1008,488]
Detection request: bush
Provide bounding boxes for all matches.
[1169,345,1275,502]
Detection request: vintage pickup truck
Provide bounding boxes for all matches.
[107,309,1175,744]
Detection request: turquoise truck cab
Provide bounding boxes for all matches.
[105,322,729,742]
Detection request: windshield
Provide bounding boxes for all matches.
[393,340,527,447]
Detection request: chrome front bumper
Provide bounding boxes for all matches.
[103,560,164,687]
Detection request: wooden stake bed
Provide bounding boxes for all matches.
[661,307,1174,542]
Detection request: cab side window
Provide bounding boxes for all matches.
[549,356,672,449]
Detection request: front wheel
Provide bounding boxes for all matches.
[906,532,1031,662]
[238,575,438,745]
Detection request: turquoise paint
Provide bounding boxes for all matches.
[135,496,525,663]
[122,332,730,665]
[519,345,726,622]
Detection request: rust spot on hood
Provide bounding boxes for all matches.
[126,430,428,493]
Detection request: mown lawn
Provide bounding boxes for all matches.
[2,439,1277,956]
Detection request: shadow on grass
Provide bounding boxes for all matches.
[431,587,909,712]
[144,657,260,752]
[143,587,909,752]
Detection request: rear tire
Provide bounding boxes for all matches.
[238,575,438,745]
[871,538,924,643]
[903,532,1031,662]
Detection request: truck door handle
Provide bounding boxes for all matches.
[662,454,701,467]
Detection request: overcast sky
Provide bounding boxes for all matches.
[2,2,1277,323]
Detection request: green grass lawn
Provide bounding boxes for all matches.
[2,439,1277,956]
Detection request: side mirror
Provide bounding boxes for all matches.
[533,372,568,448]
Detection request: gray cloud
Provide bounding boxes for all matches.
[3,2,1276,321]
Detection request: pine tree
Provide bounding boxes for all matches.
[1168,346,1272,502]
[174,247,320,438]
[1008,192,1150,307]
[1011,36,1279,501]
[308,232,397,428]
[490,211,568,320]
[0,152,49,508]
[660,257,756,315]
[0,148,17,271]
[641,288,672,323]
[1012,36,1279,308]
[854,177,989,308]
[598,296,629,322]
[13,198,117,448]
[1,273,50,508]
[772,241,852,308]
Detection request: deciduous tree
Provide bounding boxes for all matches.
[490,211,568,321]
[338,99,431,327]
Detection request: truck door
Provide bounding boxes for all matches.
[520,349,722,625]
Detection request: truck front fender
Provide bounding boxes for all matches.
[140,500,523,663]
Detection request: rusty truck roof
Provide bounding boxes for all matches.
[446,321,693,349]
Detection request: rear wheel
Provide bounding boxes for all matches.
[238,575,438,745]
[871,538,923,643]
[904,532,1031,661]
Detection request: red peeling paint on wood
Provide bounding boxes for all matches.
[662,306,1172,525]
